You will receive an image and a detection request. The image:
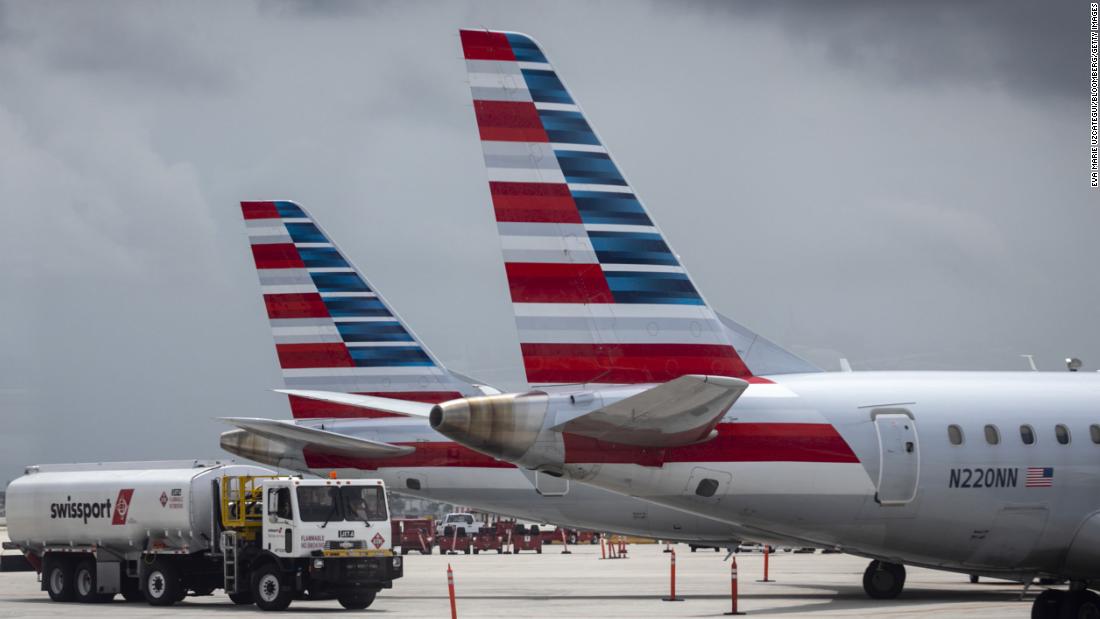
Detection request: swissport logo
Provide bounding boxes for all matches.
[112,489,135,525]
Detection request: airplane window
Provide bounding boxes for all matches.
[947,425,964,445]
[983,425,1000,445]
[405,478,421,490]
[1056,424,1071,445]
[1091,425,1100,444]
[695,478,720,497]
[1020,425,1035,445]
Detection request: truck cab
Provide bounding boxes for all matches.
[224,476,402,611]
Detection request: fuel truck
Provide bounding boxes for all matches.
[3,460,403,610]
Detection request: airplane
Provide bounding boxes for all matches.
[298,30,1100,619]
[221,199,808,544]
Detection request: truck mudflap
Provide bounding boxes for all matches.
[308,556,403,591]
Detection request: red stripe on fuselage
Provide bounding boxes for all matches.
[521,342,752,384]
[299,422,857,472]
[303,442,514,471]
[264,293,330,319]
[241,201,279,220]
[460,30,516,61]
[491,182,581,223]
[288,391,465,420]
[275,343,354,369]
[251,243,304,269]
[563,422,858,465]
[473,101,549,142]
[506,262,613,303]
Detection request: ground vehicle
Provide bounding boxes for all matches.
[511,524,542,554]
[393,518,434,555]
[435,513,475,537]
[472,526,503,554]
[4,461,402,610]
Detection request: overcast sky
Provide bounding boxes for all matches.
[1,1,1096,484]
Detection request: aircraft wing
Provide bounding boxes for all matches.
[274,389,436,418]
[220,417,414,458]
[551,375,749,448]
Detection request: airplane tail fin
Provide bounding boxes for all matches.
[240,200,480,418]
[461,30,809,385]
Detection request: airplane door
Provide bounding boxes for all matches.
[872,410,919,505]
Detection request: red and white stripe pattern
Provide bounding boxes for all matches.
[1025,467,1053,488]
[241,200,476,418]
[461,30,752,386]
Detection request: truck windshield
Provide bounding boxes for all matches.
[296,486,339,522]
[341,486,387,523]
[295,485,387,523]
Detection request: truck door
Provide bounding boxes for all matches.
[267,486,294,554]
[872,410,919,505]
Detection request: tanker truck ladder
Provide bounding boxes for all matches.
[221,530,240,594]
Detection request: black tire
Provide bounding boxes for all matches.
[1032,589,1064,619]
[689,545,698,553]
[497,548,503,554]
[144,559,183,606]
[45,557,76,602]
[970,574,980,584]
[228,591,255,605]
[473,548,479,554]
[536,547,542,554]
[400,547,408,555]
[862,560,906,600]
[1057,590,1100,619]
[251,563,293,611]
[338,591,377,610]
[464,547,471,555]
[74,558,112,603]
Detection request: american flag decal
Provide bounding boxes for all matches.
[1025,467,1054,488]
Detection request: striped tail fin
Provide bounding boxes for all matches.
[240,200,480,418]
[461,29,755,386]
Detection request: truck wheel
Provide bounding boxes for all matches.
[74,558,112,603]
[252,563,293,611]
[228,591,255,605]
[338,591,376,610]
[536,547,542,554]
[45,558,76,602]
[473,548,479,554]
[496,548,502,554]
[144,559,183,606]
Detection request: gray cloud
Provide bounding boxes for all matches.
[674,0,1085,99]
[0,0,1096,484]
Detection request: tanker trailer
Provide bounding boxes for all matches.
[4,460,402,610]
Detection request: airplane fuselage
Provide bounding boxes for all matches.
[544,371,1100,581]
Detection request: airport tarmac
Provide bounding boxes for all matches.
[0,532,1043,618]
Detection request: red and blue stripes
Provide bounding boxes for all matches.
[462,30,750,386]
[240,200,475,418]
